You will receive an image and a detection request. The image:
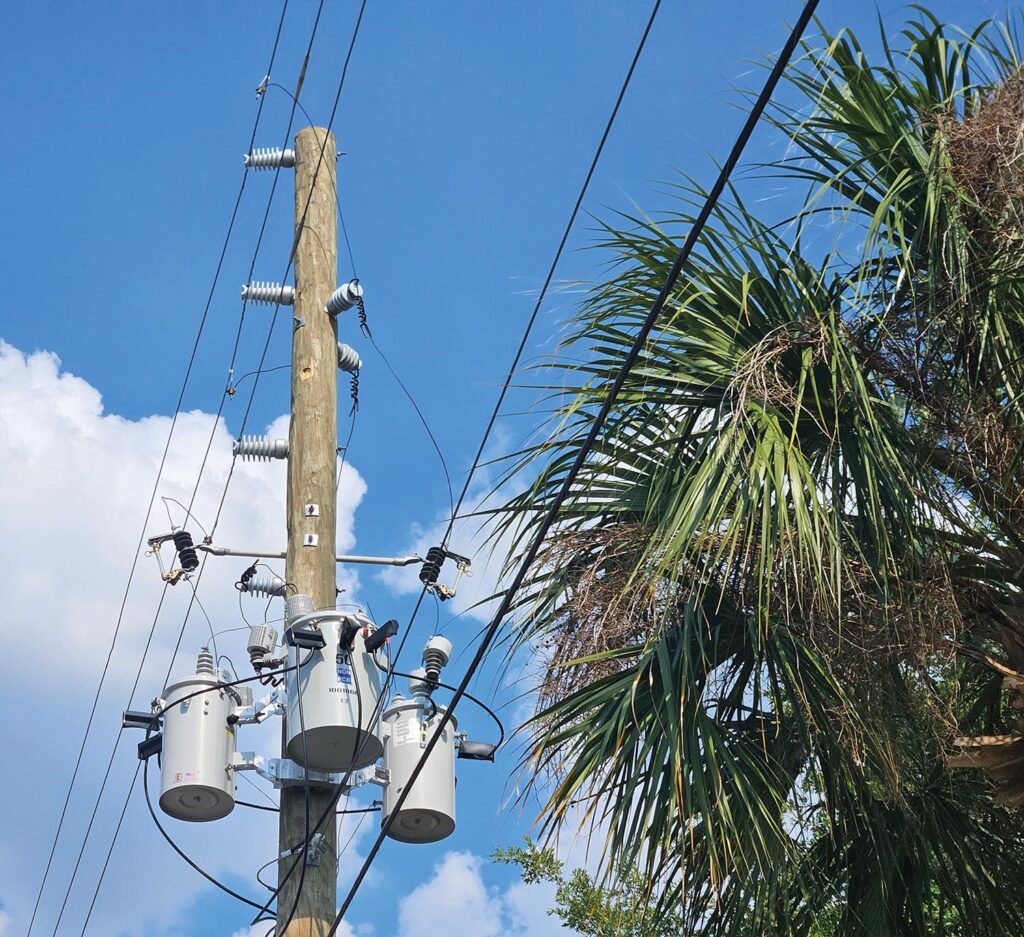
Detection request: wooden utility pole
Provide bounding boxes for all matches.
[279,126,339,937]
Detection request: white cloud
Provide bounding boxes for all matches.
[395,851,572,937]
[0,342,370,936]
[397,852,504,937]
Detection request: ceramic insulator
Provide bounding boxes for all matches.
[244,147,295,170]
[337,342,362,373]
[325,281,363,315]
[241,281,295,306]
[232,435,288,461]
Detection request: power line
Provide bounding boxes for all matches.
[379,0,664,691]
[23,6,294,934]
[328,1,820,928]
[51,2,338,927]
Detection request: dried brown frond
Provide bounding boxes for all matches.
[941,73,1024,244]
[533,524,667,711]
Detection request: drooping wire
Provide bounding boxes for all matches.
[365,0,668,711]
[143,761,266,912]
[329,1,821,928]
[22,0,292,918]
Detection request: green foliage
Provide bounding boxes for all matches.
[493,839,684,937]
[493,8,1024,936]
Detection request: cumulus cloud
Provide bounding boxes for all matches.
[0,342,370,935]
[395,851,569,937]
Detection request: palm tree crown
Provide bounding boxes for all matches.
[496,12,1024,935]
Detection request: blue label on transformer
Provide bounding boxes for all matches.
[337,663,352,685]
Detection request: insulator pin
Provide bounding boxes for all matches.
[242,281,295,306]
[337,343,362,374]
[172,531,200,572]
[325,281,363,316]
[240,571,287,598]
[244,147,295,170]
[233,435,288,461]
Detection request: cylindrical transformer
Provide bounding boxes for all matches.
[159,655,239,822]
[381,695,457,844]
[285,611,383,772]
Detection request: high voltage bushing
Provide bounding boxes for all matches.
[239,570,287,598]
[325,280,363,315]
[337,342,362,374]
[243,147,295,170]
[241,281,295,306]
[233,435,288,461]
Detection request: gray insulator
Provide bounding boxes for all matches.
[233,435,289,461]
[244,147,295,170]
[242,281,295,306]
[285,594,316,627]
[240,571,287,598]
[325,281,363,315]
[247,623,279,657]
[337,343,362,374]
[196,648,215,677]
[422,635,452,684]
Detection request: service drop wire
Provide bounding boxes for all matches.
[328,0,821,927]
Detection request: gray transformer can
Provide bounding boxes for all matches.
[285,611,383,772]
[159,666,238,822]
[381,696,457,844]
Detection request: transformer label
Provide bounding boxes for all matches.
[393,722,414,746]
[336,648,353,686]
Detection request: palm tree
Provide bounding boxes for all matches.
[495,11,1024,935]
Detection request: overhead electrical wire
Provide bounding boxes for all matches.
[21,5,295,932]
[328,1,821,929]
[138,2,373,930]
[63,3,340,929]
[377,0,665,703]
[260,77,454,524]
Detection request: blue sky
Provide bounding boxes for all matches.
[0,1,1010,935]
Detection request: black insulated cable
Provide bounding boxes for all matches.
[328,1,821,929]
